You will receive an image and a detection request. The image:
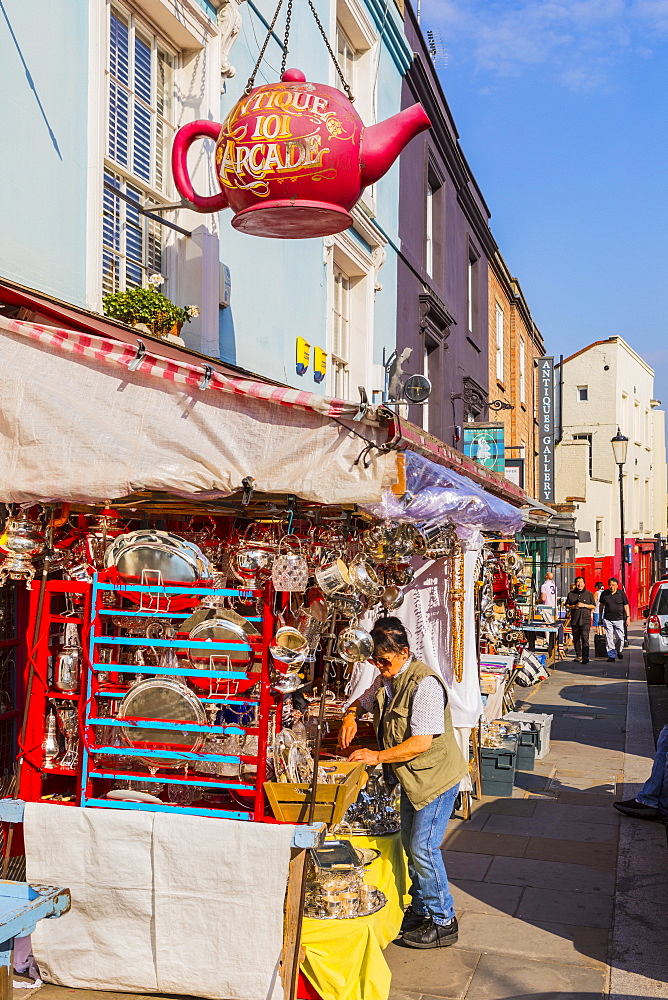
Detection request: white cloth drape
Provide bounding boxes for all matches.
[24,803,293,1000]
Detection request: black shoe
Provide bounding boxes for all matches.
[399,907,426,936]
[617,652,623,660]
[581,659,589,665]
[402,916,458,949]
[572,657,581,663]
[613,798,660,820]
[607,657,616,663]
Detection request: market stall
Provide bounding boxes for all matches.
[0,313,529,1000]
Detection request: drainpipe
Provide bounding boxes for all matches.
[556,353,564,445]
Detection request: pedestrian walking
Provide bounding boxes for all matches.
[565,576,595,664]
[599,577,630,662]
[539,571,558,610]
[614,723,668,822]
[593,581,604,634]
[339,617,467,949]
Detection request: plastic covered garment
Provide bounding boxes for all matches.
[362,449,525,539]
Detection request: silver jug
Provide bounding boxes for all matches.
[54,624,81,694]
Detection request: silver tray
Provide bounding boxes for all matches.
[304,888,387,920]
[349,824,401,837]
[105,530,212,584]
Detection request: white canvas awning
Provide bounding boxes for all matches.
[0,316,398,507]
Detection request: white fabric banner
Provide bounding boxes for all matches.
[346,546,484,729]
[24,803,293,1000]
[0,322,396,506]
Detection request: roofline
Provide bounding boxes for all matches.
[558,336,655,376]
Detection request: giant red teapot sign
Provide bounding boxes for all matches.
[172,69,431,239]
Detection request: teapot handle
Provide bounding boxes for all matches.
[171,120,229,213]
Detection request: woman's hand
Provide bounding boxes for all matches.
[338,715,358,749]
[348,748,380,765]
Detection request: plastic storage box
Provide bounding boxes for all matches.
[503,712,553,760]
[481,739,517,797]
[515,726,539,771]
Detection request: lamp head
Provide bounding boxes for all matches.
[611,428,628,466]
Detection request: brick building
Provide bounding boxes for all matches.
[487,252,545,497]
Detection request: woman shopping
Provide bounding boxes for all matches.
[338,617,467,949]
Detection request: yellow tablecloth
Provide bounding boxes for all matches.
[300,832,410,1000]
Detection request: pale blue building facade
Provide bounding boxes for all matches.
[0,0,413,404]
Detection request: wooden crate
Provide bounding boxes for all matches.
[264,761,366,826]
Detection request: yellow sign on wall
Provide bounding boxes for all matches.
[313,346,327,384]
[296,337,310,375]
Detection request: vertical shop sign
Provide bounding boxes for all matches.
[539,357,555,503]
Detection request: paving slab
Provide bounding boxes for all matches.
[482,814,618,843]
[530,801,619,825]
[442,830,529,858]
[453,912,608,967]
[385,942,479,998]
[523,837,617,868]
[463,953,606,1000]
[441,850,493,881]
[473,798,538,817]
[484,856,615,894]
[450,879,523,916]
[516,886,614,928]
[552,789,617,805]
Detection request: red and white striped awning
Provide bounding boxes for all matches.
[0,315,397,506]
[0,315,373,424]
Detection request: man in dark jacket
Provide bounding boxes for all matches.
[565,576,596,665]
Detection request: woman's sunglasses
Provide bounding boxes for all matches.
[370,655,394,668]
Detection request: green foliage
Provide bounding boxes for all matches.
[103,285,194,336]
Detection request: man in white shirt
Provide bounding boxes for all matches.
[540,572,557,608]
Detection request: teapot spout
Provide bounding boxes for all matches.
[360,104,431,188]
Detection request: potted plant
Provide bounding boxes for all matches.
[102,275,200,341]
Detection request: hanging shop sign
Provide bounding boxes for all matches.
[171,69,431,239]
[463,423,505,475]
[538,357,555,504]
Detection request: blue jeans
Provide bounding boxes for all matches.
[636,724,668,816]
[400,782,459,926]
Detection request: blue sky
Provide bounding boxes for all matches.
[421,0,668,406]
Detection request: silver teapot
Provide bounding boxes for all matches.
[0,511,45,588]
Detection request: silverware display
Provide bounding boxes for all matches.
[105,529,213,584]
[55,705,80,770]
[117,676,206,768]
[54,622,82,693]
[336,623,374,663]
[42,711,60,769]
[0,511,45,589]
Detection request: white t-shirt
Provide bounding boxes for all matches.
[540,580,557,607]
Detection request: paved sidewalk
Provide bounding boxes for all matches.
[386,630,668,1000]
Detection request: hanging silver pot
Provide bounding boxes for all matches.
[269,625,309,668]
[336,624,374,663]
[348,558,383,598]
[380,585,404,611]
[315,558,350,596]
[54,623,82,693]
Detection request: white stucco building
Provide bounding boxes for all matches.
[555,337,667,611]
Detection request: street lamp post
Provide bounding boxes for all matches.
[611,429,629,592]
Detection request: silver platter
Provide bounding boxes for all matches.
[349,824,401,837]
[118,676,205,768]
[304,889,387,920]
[105,530,212,584]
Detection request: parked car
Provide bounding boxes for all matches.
[642,578,668,684]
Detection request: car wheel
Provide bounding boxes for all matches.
[644,653,666,685]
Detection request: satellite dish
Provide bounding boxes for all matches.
[403,375,432,404]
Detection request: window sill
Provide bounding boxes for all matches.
[496,380,506,391]
[520,402,527,412]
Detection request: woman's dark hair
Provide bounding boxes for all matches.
[371,616,410,655]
